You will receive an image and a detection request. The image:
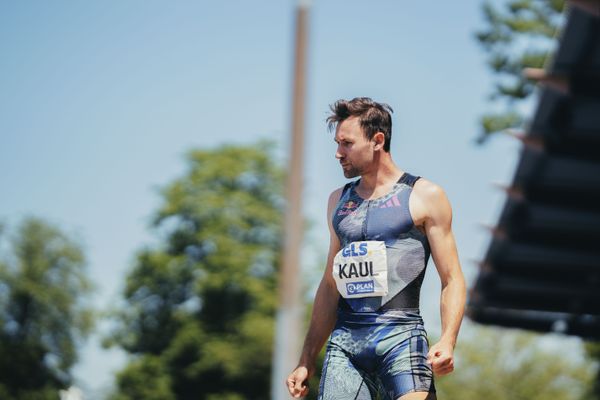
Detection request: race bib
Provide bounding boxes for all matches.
[332,241,388,298]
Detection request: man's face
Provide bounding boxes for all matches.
[334,117,376,178]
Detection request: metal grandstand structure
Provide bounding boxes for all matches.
[467,0,600,340]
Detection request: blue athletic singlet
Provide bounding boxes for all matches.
[318,172,436,400]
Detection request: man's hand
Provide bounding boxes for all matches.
[427,340,455,376]
[286,365,312,398]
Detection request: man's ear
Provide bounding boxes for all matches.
[373,132,385,151]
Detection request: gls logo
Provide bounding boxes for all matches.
[346,281,374,294]
[342,243,368,257]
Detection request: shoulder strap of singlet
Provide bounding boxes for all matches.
[340,180,356,197]
[398,172,421,187]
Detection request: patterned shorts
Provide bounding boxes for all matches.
[318,309,435,400]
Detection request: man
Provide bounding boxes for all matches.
[286,97,466,400]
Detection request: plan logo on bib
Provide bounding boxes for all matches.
[346,281,374,295]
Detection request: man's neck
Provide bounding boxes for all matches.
[357,155,403,196]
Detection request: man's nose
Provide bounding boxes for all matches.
[335,145,343,159]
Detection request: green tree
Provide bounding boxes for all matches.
[580,341,600,400]
[475,0,566,142]
[107,142,285,400]
[435,322,597,400]
[0,217,94,399]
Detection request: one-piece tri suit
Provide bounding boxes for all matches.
[318,171,436,400]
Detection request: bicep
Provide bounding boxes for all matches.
[423,186,461,287]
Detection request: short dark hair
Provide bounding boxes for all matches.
[326,97,394,152]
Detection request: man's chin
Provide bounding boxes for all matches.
[343,169,359,179]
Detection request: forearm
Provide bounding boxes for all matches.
[298,277,339,368]
[439,276,466,347]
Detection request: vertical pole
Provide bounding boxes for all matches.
[272,1,310,399]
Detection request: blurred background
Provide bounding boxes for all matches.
[1,1,598,399]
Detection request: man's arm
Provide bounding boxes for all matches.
[286,188,343,398]
[418,181,466,376]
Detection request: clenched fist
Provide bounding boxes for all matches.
[286,365,312,398]
[427,340,455,376]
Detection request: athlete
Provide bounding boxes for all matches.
[286,97,466,399]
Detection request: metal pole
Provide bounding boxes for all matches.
[271,1,310,399]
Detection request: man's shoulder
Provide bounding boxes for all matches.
[327,182,355,207]
[413,177,450,208]
[413,177,452,219]
[328,185,346,202]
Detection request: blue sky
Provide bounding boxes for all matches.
[0,1,583,398]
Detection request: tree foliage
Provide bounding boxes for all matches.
[0,217,94,399]
[475,0,566,142]
[581,341,600,400]
[435,322,597,400]
[107,142,285,400]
